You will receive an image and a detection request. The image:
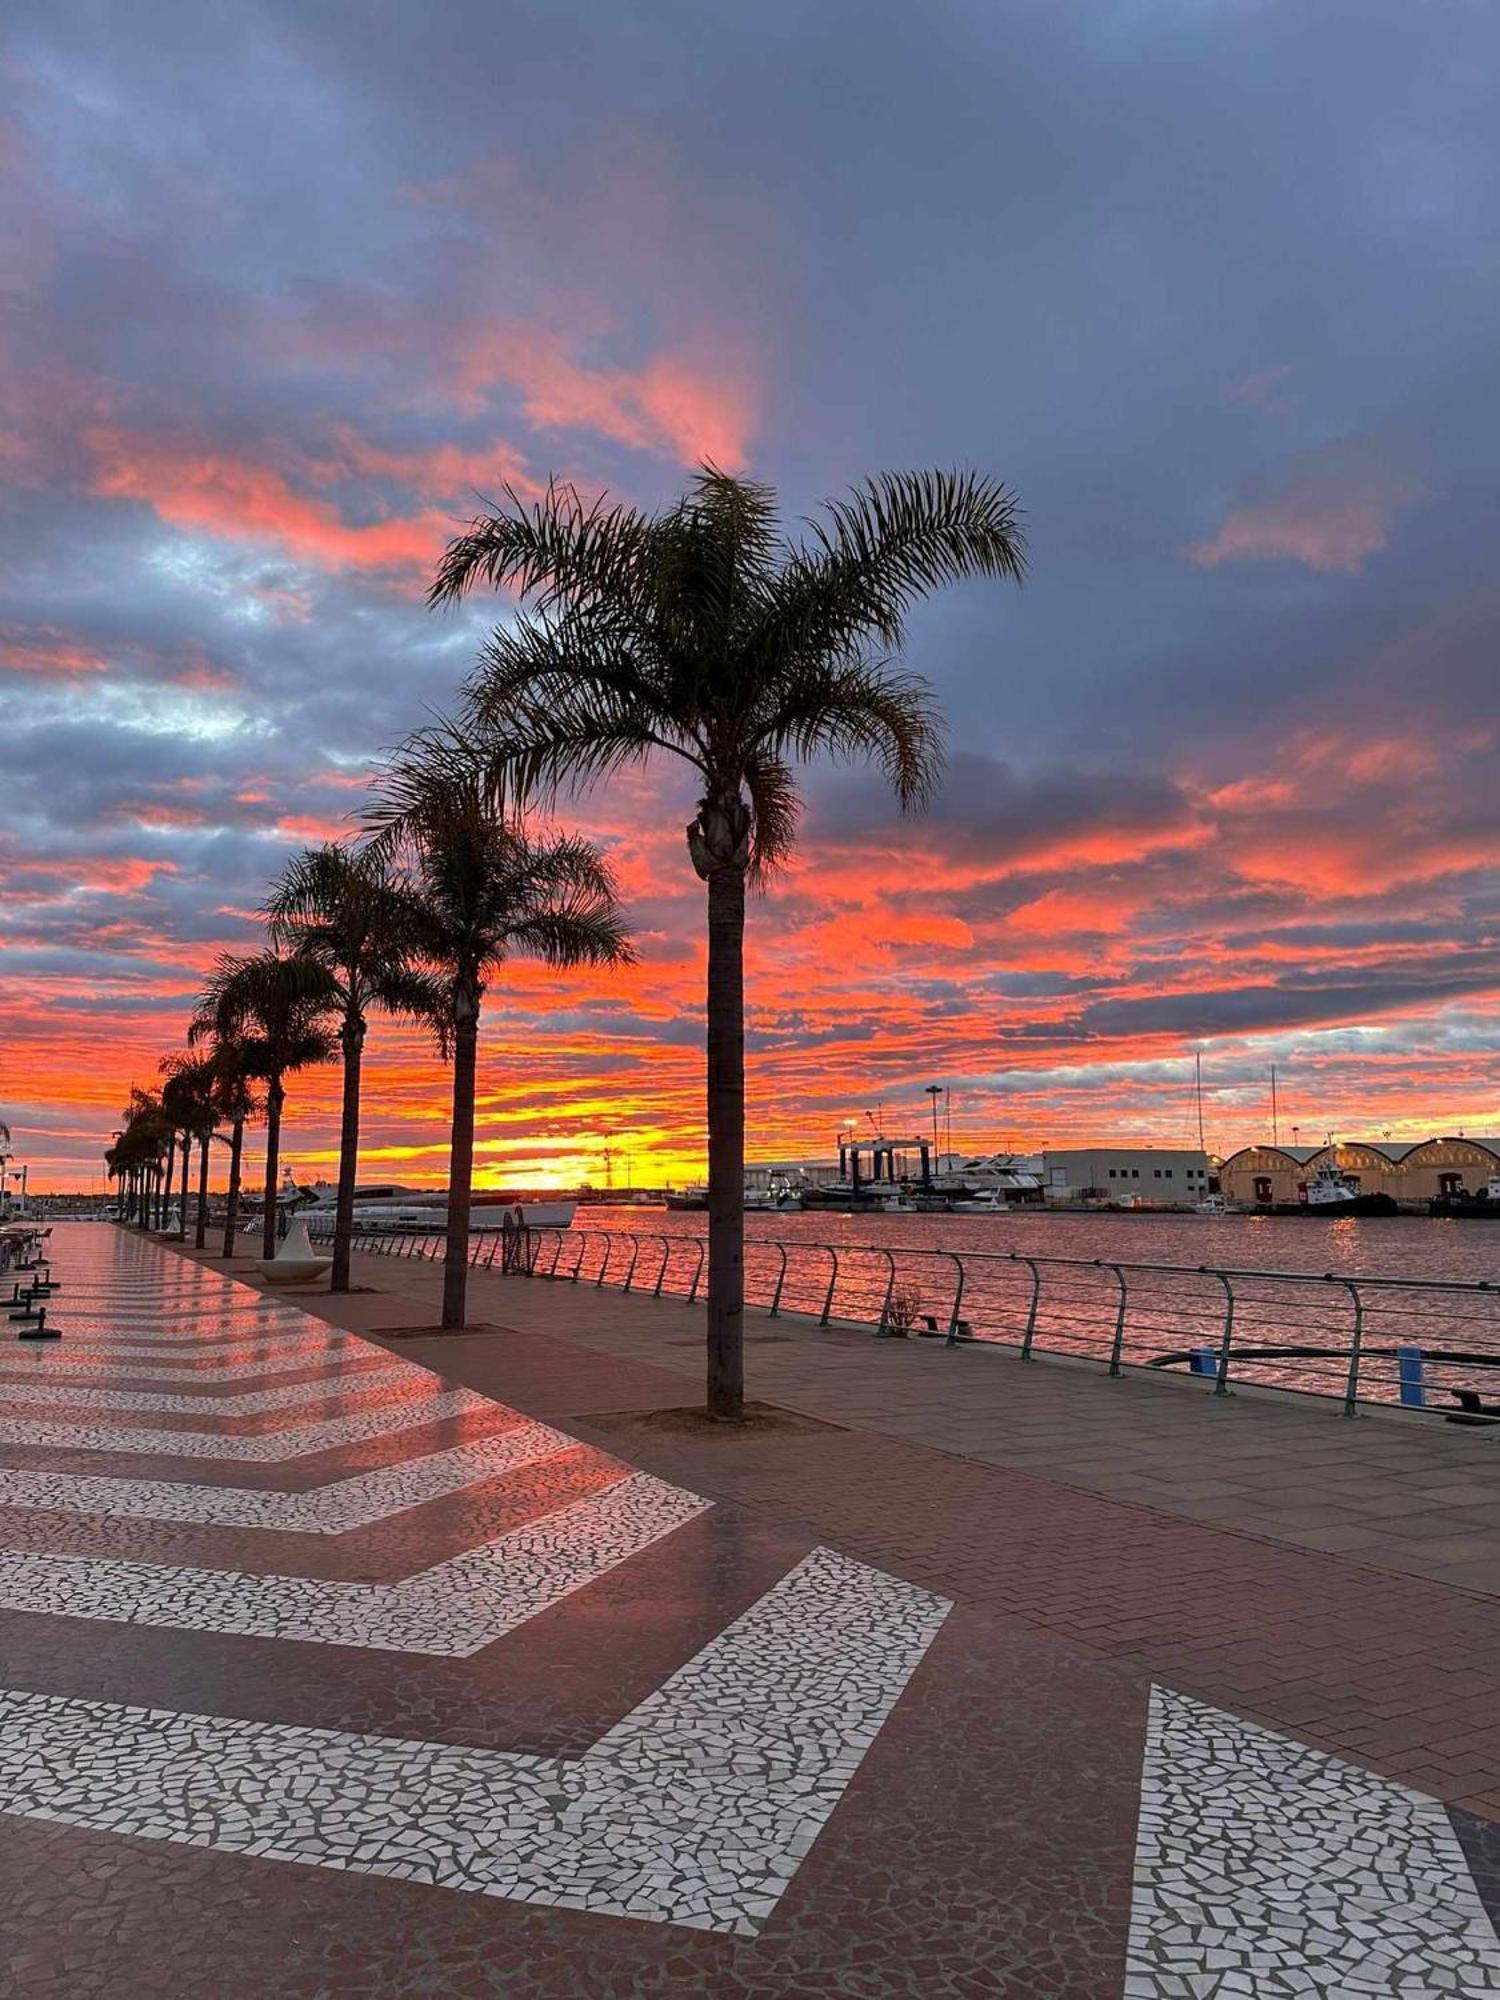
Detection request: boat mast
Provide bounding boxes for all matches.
[1270,1065,1280,1147]
[1195,1052,1206,1154]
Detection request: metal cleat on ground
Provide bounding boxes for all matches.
[1446,1387,1500,1427]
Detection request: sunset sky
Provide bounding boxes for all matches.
[5,2,1500,1192]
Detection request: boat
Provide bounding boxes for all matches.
[1268,1160,1398,1217]
[1192,1193,1240,1216]
[1429,1173,1500,1218]
[800,1180,894,1213]
[948,1189,1011,1213]
[667,1174,806,1213]
[291,1178,577,1232]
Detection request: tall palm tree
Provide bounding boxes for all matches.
[190,952,338,1260]
[367,728,633,1331]
[201,1035,263,1258]
[160,1053,221,1249]
[263,843,444,1293]
[428,466,1025,1417]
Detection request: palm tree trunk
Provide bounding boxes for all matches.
[195,1133,210,1249]
[261,1077,284,1261]
[223,1117,244,1257]
[160,1143,175,1234]
[442,1007,479,1330]
[332,1016,365,1294]
[704,863,747,1419]
[178,1132,192,1237]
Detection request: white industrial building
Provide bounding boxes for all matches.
[1041,1147,1213,1204]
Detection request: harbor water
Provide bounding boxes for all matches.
[574,1205,1500,1409]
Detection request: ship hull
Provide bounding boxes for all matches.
[1266,1193,1399,1217]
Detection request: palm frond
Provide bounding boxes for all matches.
[428,479,652,617]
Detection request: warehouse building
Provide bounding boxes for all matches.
[1041,1147,1214,1204]
[1218,1136,1500,1208]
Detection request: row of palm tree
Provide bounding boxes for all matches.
[117,742,632,1333]
[104,466,1024,1417]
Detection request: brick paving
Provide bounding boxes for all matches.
[312,1245,1500,1821]
[2,1225,1498,1996]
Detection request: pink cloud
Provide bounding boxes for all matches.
[86,428,454,575]
[1188,438,1423,575]
[0,624,108,677]
[453,326,754,470]
[1226,364,1294,415]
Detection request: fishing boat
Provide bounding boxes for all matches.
[1429,1173,1500,1218]
[1269,1160,1397,1217]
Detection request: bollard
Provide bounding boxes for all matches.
[18,1306,59,1341]
[1189,1344,1218,1377]
[1397,1344,1425,1408]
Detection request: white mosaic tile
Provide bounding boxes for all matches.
[1127,1685,1500,1996]
[0,1546,947,1933]
[0,1362,423,1414]
[0,1342,370,1380]
[0,1423,575,1531]
[0,1387,490,1460]
[0,1471,707,1653]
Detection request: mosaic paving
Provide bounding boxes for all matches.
[1128,1686,1500,1995]
[0,1343,369,1378]
[0,1423,574,1529]
[0,1547,948,1935]
[0,1387,490,1459]
[11,1226,1498,1991]
[0,1362,422,1413]
[0,1472,708,1652]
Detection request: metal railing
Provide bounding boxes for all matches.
[310,1220,1500,1420]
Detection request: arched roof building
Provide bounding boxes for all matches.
[1219,1135,1500,1208]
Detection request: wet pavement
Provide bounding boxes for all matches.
[2,1224,1498,1996]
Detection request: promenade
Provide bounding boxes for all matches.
[2,1224,1499,1996]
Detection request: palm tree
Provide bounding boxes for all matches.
[367,727,633,1330]
[111,1089,169,1230]
[428,467,1025,1417]
[161,1053,221,1249]
[190,952,338,1260]
[264,843,444,1293]
[200,1035,263,1258]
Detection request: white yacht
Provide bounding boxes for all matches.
[292,1178,576,1232]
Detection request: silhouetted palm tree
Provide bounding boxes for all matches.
[368,728,633,1330]
[429,466,1025,1416]
[160,1053,221,1249]
[200,1034,263,1257]
[264,843,444,1293]
[191,952,338,1260]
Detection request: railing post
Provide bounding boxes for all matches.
[945,1253,967,1343]
[1106,1263,1128,1376]
[652,1236,671,1298]
[1341,1278,1364,1417]
[1397,1345,1426,1408]
[687,1238,705,1304]
[876,1250,897,1332]
[819,1248,841,1326]
[594,1232,613,1288]
[1212,1270,1235,1395]
[1017,1254,1041,1360]
[768,1243,788,1318]
[622,1233,642,1293]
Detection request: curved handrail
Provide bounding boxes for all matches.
[328,1216,1500,1417]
